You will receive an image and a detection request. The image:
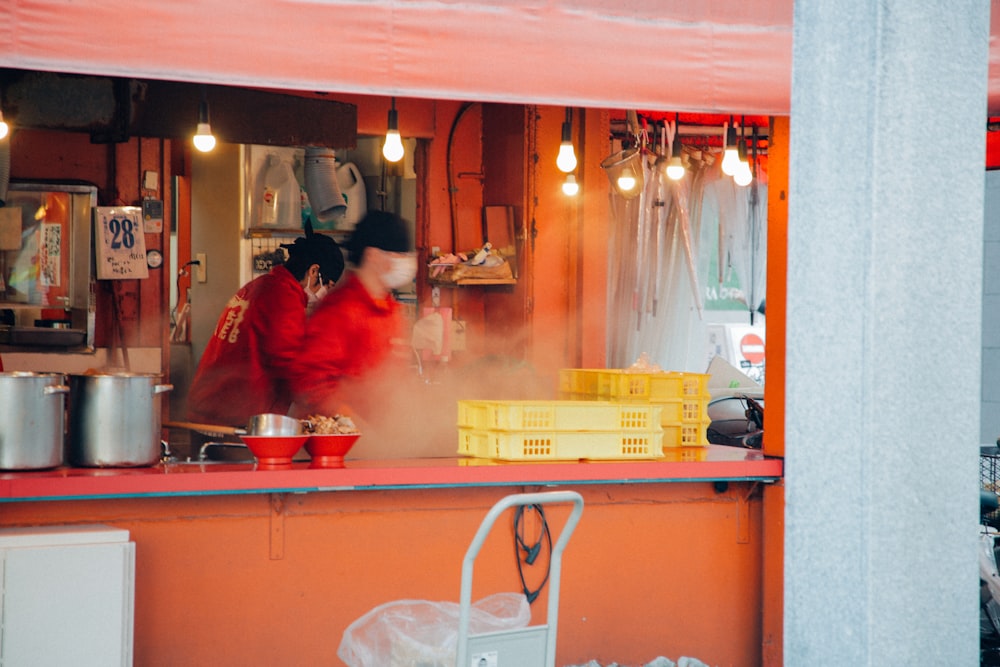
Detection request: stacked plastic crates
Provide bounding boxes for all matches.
[457,400,665,461]
[558,369,712,449]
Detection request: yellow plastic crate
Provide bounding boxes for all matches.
[558,369,711,402]
[457,400,662,432]
[556,393,709,424]
[458,427,665,461]
[558,369,711,446]
[662,420,711,448]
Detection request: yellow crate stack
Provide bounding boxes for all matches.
[456,399,665,462]
[557,369,713,447]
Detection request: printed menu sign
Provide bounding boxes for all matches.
[95,206,148,279]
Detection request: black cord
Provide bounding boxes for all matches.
[513,504,551,604]
[171,259,200,327]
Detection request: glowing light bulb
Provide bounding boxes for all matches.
[562,174,579,196]
[193,97,215,152]
[382,99,404,163]
[382,129,404,162]
[193,122,216,152]
[556,111,577,173]
[721,147,740,176]
[0,111,9,141]
[557,141,577,173]
[617,173,637,192]
[734,126,753,186]
[721,123,740,176]
[665,157,684,181]
[666,134,685,181]
[734,159,753,187]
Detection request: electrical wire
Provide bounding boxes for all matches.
[446,102,477,254]
[513,504,551,604]
[171,259,199,328]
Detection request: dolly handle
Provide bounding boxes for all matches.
[457,491,583,667]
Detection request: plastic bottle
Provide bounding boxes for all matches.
[259,154,298,227]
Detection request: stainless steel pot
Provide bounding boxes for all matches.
[0,372,70,470]
[67,372,173,467]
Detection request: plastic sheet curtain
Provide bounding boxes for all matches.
[606,151,766,372]
[701,172,768,323]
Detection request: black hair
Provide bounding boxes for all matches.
[281,222,345,284]
[346,211,412,265]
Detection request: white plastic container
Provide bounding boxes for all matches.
[258,153,299,228]
[336,161,367,231]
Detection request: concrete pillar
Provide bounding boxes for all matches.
[784,1,989,664]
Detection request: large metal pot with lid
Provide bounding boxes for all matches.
[0,372,70,470]
[67,372,173,467]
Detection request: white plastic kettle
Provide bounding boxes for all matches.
[336,162,367,231]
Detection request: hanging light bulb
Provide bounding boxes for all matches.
[666,151,685,181]
[617,166,637,193]
[733,161,753,187]
[556,108,577,173]
[382,97,404,163]
[0,109,9,141]
[720,117,740,176]
[734,134,753,187]
[562,173,580,196]
[192,92,215,153]
[666,113,685,181]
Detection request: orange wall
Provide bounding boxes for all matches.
[1,483,766,667]
[409,102,608,385]
[763,118,788,458]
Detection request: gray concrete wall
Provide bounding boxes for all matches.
[983,170,1000,443]
[785,1,989,663]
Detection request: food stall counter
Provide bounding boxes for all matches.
[0,445,781,502]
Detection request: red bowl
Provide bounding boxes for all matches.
[305,433,361,468]
[240,435,310,466]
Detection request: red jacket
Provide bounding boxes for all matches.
[293,272,404,417]
[187,265,306,426]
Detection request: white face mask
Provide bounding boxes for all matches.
[379,254,417,290]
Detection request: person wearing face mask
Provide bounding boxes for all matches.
[185,222,344,432]
[292,210,417,420]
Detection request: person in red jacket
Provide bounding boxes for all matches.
[186,224,344,428]
[292,210,416,422]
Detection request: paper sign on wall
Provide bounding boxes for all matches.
[95,206,148,279]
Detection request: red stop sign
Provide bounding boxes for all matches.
[740,333,765,364]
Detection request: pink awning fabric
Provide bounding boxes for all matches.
[0,0,997,115]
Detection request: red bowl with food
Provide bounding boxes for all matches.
[240,435,310,466]
[305,433,361,468]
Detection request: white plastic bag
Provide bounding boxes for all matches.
[337,592,531,667]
